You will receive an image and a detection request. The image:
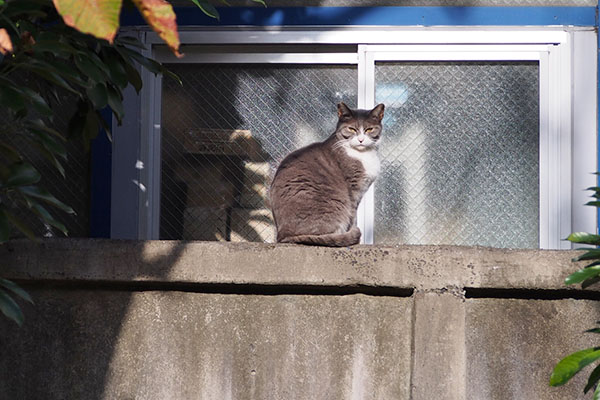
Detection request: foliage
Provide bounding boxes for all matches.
[0,278,33,326]
[550,180,600,397]
[51,0,266,56]
[0,0,175,325]
[191,0,266,20]
[0,0,268,326]
[53,0,181,56]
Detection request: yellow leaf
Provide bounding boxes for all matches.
[0,28,13,55]
[132,0,182,57]
[53,0,122,43]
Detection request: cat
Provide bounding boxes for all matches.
[270,102,385,246]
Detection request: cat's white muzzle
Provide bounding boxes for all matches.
[350,135,376,151]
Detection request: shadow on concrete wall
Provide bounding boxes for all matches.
[0,241,188,399]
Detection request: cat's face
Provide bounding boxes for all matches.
[335,103,385,151]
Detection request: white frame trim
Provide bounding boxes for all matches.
[114,27,596,249]
[139,27,572,46]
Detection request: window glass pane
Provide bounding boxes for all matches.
[160,63,357,241]
[374,62,539,248]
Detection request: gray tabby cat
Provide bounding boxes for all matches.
[270,102,385,246]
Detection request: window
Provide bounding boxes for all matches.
[374,60,539,248]
[160,62,357,242]
[112,28,597,249]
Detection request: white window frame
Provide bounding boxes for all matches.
[113,27,597,249]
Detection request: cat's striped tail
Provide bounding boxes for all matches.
[278,226,361,247]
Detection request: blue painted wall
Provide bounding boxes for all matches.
[122,6,597,27]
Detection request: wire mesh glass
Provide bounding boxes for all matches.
[374,61,539,248]
[160,63,358,242]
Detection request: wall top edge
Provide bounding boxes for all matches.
[0,239,588,293]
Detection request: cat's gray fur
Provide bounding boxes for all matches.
[270,102,385,246]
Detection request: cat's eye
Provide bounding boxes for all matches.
[348,127,357,132]
[365,128,374,133]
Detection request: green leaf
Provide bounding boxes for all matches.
[3,162,41,187]
[163,69,182,86]
[115,35,147,50]
[68,101,89,140]
[106,84,124,123]
[30,143,65,178]
[585,364,600,393]
[565,265,600,285]
[595,383,600,400]
[31,203,68,236]
[0,289,24,326]
[24,64,79,95]
[123,58,142,93]
[20,87,53,117]
[116,45,163,75]
[0,279,33,304]
[80,50,111,75]
[4,211,36,241]
[97,110,113,141]
[75,54,110,84]
[0,83,26,113]
[24,119,66,141]
[250,0,267,6]
[189,0,220,19]
[33,38,77,57]
[82,106,100,147]
[42,58,89,87]
[567,232,600,245]
[103,49,129,89]
[550,347,600,386]
[17,186,75,214]
[585,186,600,193]
[573,250,600,262]
[586,201,600,207]
[86,82,109,109]
[28,129,68,161]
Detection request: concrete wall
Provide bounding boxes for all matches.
[1,239,599,399]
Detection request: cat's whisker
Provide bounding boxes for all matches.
[332,140,349,151]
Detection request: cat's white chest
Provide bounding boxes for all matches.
[345,147,380,179]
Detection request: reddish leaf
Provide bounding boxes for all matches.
[0,28,13,55]
[132,0,182,57]
[53,0,122,43]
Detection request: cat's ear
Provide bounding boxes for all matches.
[337,102,353,119]
[370,103,385,122]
